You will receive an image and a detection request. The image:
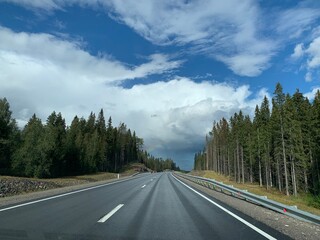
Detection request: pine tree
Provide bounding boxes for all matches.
[291,90,310,193]
[273,83,289,196]
[82,112,98,173]
[118,123,127,170]
[96,109,107,171]
[0,98,19,174]
[12,114,49,177]
[44,112,67,177]
[311,91,320,194]
[260,96,271,189]
[65,116,81,175]
[243,115,254,183]
[106,116,114,171]
[271,98,283,192]
[253,105,263,187]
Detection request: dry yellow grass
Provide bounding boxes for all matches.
[191,170,320,216]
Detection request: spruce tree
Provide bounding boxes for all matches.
[12,114,49,177]
[0,98,19,174]
[44,112,67,177]
[273,83,289,196]
[311,91,320,194]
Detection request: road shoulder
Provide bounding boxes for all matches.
[0,175,136,208]
[174,174,320,240]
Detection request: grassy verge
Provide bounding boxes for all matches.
[191,170,320,216]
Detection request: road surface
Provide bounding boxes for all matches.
[0,172,291,239]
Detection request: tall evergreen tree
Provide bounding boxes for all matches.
[96,109,107,171]
[0,98,19,174]
[12,114,49,177]
[106,116,114,171]
[311,91,320,194]
[273,82,289,196]
[44,112,67,177]
[195,83,320,197]
[65,116,81,175]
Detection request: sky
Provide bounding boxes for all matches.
[1,0,320,170]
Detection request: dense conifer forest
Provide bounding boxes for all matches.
[0,98,179,178]
[194,83,320,197]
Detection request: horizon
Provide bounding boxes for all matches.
[1,1,320,170]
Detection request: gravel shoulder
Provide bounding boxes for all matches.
[0,173,137,208]
[175,174,320,240]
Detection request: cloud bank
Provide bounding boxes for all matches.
[0,26,266,169]
[5,0,320,78]
[2,1,320,168]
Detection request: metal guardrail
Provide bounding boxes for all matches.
[175,173,320,225]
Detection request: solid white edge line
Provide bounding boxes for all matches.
[98,204,124,223]
[171,174,277,240]
[0,177,134,213]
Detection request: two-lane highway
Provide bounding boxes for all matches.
[0,173,291,239]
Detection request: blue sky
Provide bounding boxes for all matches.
[1,0,320,170]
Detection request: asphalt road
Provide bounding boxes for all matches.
[0,172,291,240]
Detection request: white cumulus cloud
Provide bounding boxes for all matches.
[291,43,304,59]
[0,26,267,169]
[292,35,320,82]
[105,0,276,77]
[305,72,312,82]
[304,87,320,100]
[306,36,320,69]
[3,0,320,78]
[0,0,277,77]
[0,26,181,84]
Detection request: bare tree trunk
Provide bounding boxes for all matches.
[241,146,244,184]
[223,148,226,176]
[249,135,253,183]
[259,159,262,187]
[309,139,313,193]
[206,148,209,171]
[280,117,289,196]
[234,149,237,182]
[291,156,297,196]
[269,166,273,188]
[227,148,230,177]
[268,143,272,188]
[211,142,214,171]
[265,153,269,190]
[304,169,308,193]
[258,129,262,187]
[237,138,240,183]
[250,156,253,183]
[277,157,281,191]
[217,146,220,174]
[205,137,209,171]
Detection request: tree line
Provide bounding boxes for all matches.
[0,98,179,178]
[140,151,180,172]
[194,83,320,196]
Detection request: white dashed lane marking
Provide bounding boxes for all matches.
[98,204,124,223]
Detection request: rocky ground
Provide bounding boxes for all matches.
[0,170,137,198]
[0,177,61,198]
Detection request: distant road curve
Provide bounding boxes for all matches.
[0,172,290,239]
